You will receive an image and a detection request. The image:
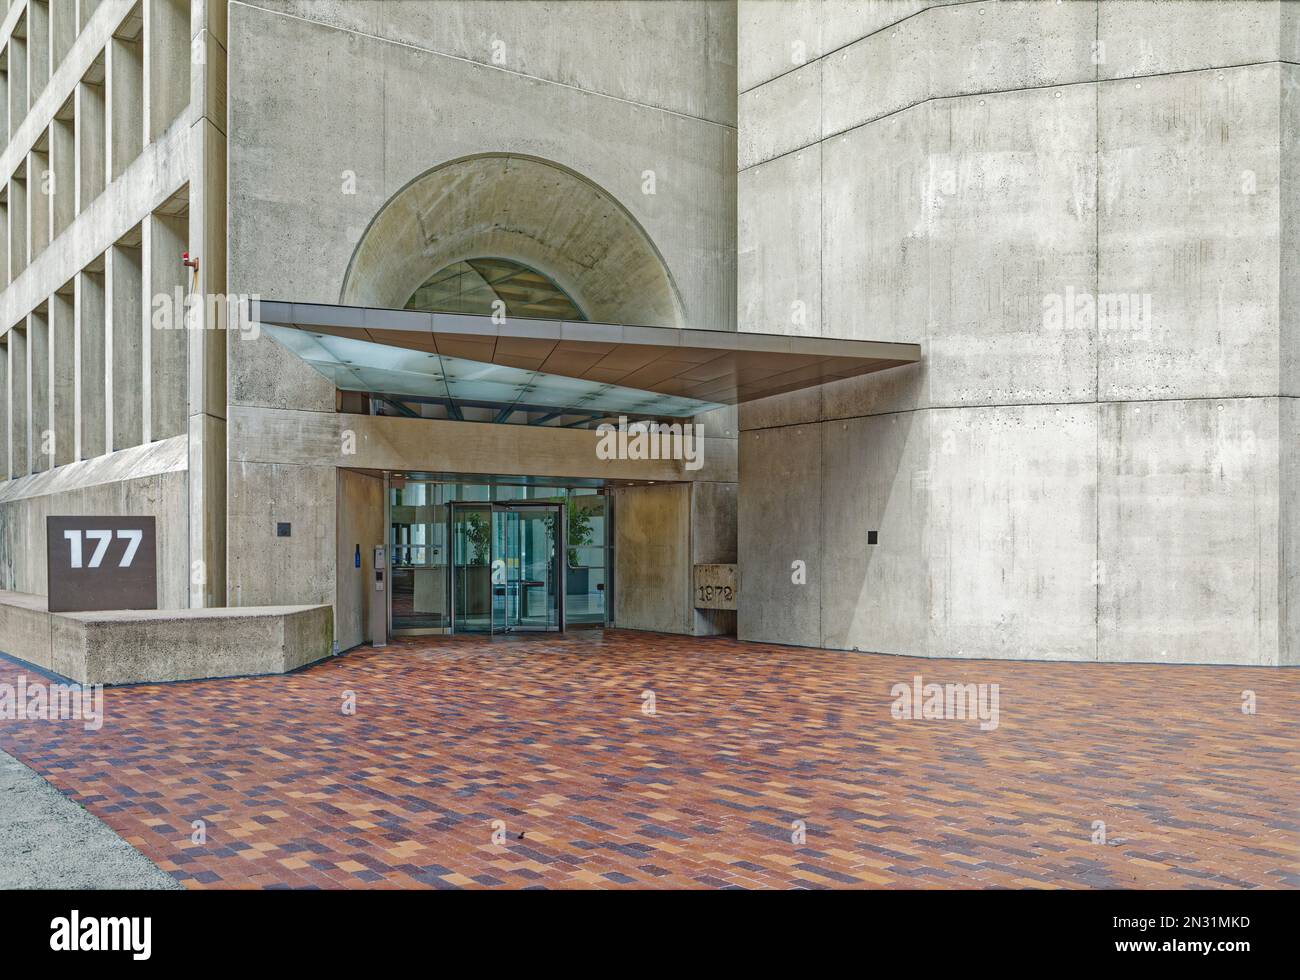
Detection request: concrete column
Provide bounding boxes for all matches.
[1,57,9,149]
[8,34,26,131]
[75,80,105,213]
[27,310,49,472]
[27,149,50,261]
[0,201,8,290]
[51,0,77,70]
[145,0,188,141]
[0,337,8,480]
[106,239,142,451]
[27,2,49,110]
[75,267,106,459]
[8,326,27,479]
[8,176,27,279]
[690,480,738,635]
[51,108,74,238]
[49,288,75,467]
[78,1,106,32]
[188,0,227,607]
[144,209,186,441]
[106,30,143,182]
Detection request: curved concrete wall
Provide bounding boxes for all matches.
[341,154,685,327]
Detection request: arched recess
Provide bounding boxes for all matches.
[340,154,684,327]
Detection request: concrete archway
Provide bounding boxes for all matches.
[341,154,684,327]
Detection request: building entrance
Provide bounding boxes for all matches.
[389,480,610,636]
[451,503,562,633]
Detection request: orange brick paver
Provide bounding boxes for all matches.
[1,631,1296,889]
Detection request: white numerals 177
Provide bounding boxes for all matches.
[64,529,143,569]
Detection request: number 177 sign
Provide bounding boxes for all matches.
[46,516,158,613]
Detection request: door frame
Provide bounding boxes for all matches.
[448,501,565,634]
[387,482,614,638]
[385,476,453,636]
[494,502,566,634]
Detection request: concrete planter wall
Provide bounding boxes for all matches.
[0,592,334,685]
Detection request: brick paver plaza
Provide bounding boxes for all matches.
[1,631,1296,888]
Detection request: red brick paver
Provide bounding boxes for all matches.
[1,631,1297,889]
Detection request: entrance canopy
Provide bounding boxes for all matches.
[255,300,921,421]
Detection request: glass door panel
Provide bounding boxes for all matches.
[491,509,512,631]
[452,504,492,632]
[421,488,609,635]
[564,494,607,626]
[519,507,559,630]
[492,505,560,632]
[391,489,449,632]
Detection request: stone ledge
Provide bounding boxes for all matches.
[0,591,334,685]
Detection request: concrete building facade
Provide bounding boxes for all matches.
[736,0,1299,666]
[0,0,1294,676]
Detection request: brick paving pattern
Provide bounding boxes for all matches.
[1,631,1297,889]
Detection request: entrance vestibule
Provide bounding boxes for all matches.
[389,480,611,635]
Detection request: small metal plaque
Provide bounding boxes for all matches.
[46,516,159,613]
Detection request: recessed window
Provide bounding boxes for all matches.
[405,258,586,322]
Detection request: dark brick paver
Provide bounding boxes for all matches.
[1,631,1296,889]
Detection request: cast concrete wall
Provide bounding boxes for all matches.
[0,0,228,611]
[690,479,737,634]
[614,482,691,634]
[336,467,383,652]
[226,0,735,348]
[611,479,737,636]
[0,434,188,607]
[224,1,738,625]
[228,402,737,613]
[737,0,1299,665]
[0,589,51,671]
[0,589,333,685]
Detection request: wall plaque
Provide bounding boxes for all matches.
[693,563,737,610]
[46,516,158,613]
